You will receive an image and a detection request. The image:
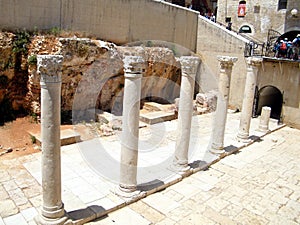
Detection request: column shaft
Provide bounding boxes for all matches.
[237,57,262,141]
[174,56,200,172]
[258,106,271,133]
[119,56,144,193]
[38,55,67,225]
[210,56,237,154]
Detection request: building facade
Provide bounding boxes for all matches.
[216,0,300,41]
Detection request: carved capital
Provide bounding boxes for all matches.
[246,57,263,67]
[179,56,200,77]
[38,55,63,84]
[123,56,145,77]
[217,56,238,69]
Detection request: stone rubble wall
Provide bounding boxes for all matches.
[0,33,182,120]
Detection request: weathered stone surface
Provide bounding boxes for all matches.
[24,35,181,119]
[195,90,218,114]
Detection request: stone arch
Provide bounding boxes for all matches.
[239,25,252,34]
[254,85,283,120]
[276,30,300,41]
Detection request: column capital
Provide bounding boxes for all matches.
[217,56,238,68]
[246,57,263,67]
[38,55,63,84]
[123,55,145,77]
[179,56,200,77]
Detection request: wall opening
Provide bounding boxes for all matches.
[253,85,283,120]
[278,0,287,10]
[239,25,252,33]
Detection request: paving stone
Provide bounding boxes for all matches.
[142,193,181,214]
[204,206,236,225]
[163,189,184,202]
[20,207,38,222]
[177,211,216,225]
[129,200,165,223]
[0,170,11,183]
[7,188,28,206]
[100,207,151,225]
[28,195,42,208]
[166,205,194,222]
[234,209,269,225]
[156,218,177,225]
[0,199,18,218]
[3,213,27,225]
[0,217,4,225]
[270,193,289,205]
[220,203,243,219]
[277,200,300,221]
[2,180,18,192]
[205,196,230,212]
[0,185,9,200]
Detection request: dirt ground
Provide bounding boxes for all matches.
[0,115,106,160]
[0,116,42,159]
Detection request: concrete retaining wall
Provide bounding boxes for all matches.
[196,16,249,109]
[0,0,198,51]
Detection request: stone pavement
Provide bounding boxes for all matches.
[1,112,299,224]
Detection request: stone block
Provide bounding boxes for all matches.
[29,129,81,147]
[140,111,176,125]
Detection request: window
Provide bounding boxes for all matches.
[278,0,287,10]
[238,1,246,17]
[239,25,252,33]
[254,5,260,13]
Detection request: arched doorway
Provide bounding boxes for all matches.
[254,85,283,120]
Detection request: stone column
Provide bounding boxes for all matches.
[173,56,200,173]
[237,57,263,142]
[37,55,68,224]
[258,106,271,133]
[209,56,237,154]
[119,56,144,196]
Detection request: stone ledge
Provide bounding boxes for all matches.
[29,129,81,147]
[140,111,176,125]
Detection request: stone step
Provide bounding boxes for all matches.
[29,129,81,147]
[140,111,176,125]
[143,102,174,112]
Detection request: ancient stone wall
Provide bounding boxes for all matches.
[0,34,181,121]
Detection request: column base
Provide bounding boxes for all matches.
[115,185,142,199]
[236,131,250,143]
[35,213,69,225]
[169,162,191,176]
[258,125,270,134]
[209,148,225,155]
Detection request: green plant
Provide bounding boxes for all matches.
[30,112,38,123]
[30,134,36,144]
[49,27,61,36]
[28,55,37,65]
[12,29,31,54]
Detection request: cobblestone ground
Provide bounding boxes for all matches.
[89,126,300,225]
